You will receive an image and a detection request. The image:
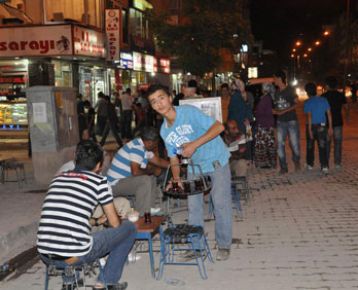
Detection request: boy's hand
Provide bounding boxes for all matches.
[308,128,313,140]
[182,142,197,158]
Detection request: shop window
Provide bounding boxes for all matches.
[53,61,72,88]
[130,7,151,41]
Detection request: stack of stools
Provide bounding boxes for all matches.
[157,223,213,280]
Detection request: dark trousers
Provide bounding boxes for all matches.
[122,110,133,139]
[306,124,328,169]
[100,121,123,147]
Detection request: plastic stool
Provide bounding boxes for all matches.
[157,224,213,280]
[232,176,250,202]
[41,255,98,290]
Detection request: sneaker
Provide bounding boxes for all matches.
[307,165,313,170]
[335,164,341,170]
[179,250,206,261]
[322,167,329,175]
[216,248,230,261]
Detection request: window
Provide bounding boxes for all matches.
[44,0,103,28]
[122,9,128,43]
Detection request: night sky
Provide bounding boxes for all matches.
[250,0,346,61]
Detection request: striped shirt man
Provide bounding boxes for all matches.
[106,138,149,184]
[37,170,113,257]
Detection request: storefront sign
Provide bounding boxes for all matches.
[159,58,170,74]
[0,25,73,57]
[133,51,143,71]
[73,26,106,58]
[120,52,133,69]
[0,77,26,83]
[144,54,155,73]
[105,9,121,61]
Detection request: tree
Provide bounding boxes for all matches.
[149,0,253,76]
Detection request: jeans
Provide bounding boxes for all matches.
[188,163,232,249]
[306,124,328,168]
[277,120,300,170]
[40,221,136,286]
[327,126,343,166]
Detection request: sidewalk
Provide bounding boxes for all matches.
[0,103,357,290]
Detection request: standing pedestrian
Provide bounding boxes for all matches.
[254,83,277,169]
[272,70,301,174]
[303,82,333,174]
[322,76,348,169]
[147,84,232,261]
[121,88,134,140]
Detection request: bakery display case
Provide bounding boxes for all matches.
[0,102,28,129]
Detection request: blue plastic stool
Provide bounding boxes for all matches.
[157,224,213,280]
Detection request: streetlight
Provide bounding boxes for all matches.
[323,30,330,36]
[315,40,321,46]
[295,41,302,46]
[307,47,312,52]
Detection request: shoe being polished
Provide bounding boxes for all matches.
[179,250,206,262]
[216,248,230,261]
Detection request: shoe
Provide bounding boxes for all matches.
[216,248,230,261]
[179,250,206,261]
[279,168,288,175]
[307,165,313,170]
[335,164,341,170]
[322,167,329,175]
[93,282,128,290]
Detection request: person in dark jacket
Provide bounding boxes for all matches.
[100,96,123,148]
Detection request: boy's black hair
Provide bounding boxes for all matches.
[188,79,198,88]
[304,82,317,97]
[146,83,171,99]
[140,127,159,141]
[75,140,103,171]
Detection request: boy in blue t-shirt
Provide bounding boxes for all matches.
[146,84,232,261]
[303,82,333,173]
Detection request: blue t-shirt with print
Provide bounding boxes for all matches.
[304,96,330,125]
[160,105,230,174]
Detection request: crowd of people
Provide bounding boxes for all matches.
[36,70,351,290]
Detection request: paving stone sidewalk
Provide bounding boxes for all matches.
[1,104,357,290]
